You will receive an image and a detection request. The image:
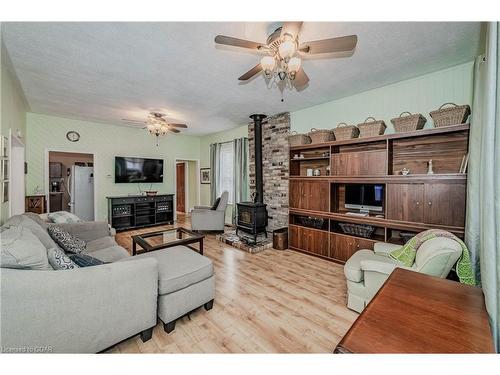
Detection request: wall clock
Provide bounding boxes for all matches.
[66,131,80,142]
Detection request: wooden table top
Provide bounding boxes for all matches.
[335,268,495,353]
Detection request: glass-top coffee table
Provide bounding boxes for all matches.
[132,227,204,256]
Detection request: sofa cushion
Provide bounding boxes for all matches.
[47,247,79,270]
[85,236,119,253]
[90,246,130,263]
[1,226,52,270]
[128,246,213,295]
[3,214,60,251]
[69,253,105,267]
[48,211,82,224]
[344,249,399,283]
[48,225,86,254]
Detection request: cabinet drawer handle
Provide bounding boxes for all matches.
[416,201,420,206]
[428,201,432,206]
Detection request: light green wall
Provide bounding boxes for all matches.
[291,61,475,133]
[26,113,201,221]
[1,37,29,223]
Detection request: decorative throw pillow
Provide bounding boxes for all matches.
[47,225,86,254]
[1,226,52,270]
[47,211,82,224]
[47,247,79,270]
[69,253,105,267]
[389,241,417,267]
[211,197,221,210]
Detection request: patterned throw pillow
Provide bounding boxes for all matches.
[69,253,104,267]
[47,211,82,224]
[47,225,86,254]
[47,247,79,270]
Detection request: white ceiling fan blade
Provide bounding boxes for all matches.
[299,35,358,55]
[293,67,309,87]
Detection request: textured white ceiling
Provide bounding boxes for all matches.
[2,22,481,135]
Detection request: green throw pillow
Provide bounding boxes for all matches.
[389,240,417,267]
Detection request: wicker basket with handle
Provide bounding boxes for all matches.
[430,103,471,127]
[390,111,427,133]
[357,116,387,138]
[332,122,359,141]
[288,131,312,147]
[307,128,335,143]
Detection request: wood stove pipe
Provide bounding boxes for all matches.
[249,114,267,204]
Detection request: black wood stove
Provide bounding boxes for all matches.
[236,114,268,243]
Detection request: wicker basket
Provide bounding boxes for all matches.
[288,131,312,147]
[390,111,427,133]
[307,128,335,143]
[357,117,387,138]
[300,216,326,230]
[338,223,375,238]
[430,103,471,127]
[332,122,359,141]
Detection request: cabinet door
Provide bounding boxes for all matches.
[302,228,330,257]
[386,183,424,223]
[289,180,303,209]
[304,181,329,212]
[331,151,386,176]
[330,234,376,263]
[289,225,300,249]
[49,162,63,178]
[424,183,466,227]
[330,234,355,263]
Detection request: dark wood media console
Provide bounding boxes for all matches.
[107,194,174,232]
[288,124,470,264]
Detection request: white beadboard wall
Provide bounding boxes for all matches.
[290,61,474,133]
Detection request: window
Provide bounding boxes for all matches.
[217,142,234,203]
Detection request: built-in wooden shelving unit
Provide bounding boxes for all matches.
[288,124,470,264]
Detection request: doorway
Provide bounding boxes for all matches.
[175,159,200,216]
[176,162,186,213]
[47,151,95,221]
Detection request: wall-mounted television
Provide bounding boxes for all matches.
[115,156,164,183]
[345,184,384,213]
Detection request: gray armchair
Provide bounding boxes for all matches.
[190,191,229,232]
[344,237,463,313]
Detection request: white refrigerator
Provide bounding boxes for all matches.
[68,165,95,221]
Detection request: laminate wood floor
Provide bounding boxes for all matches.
[108,214,358,353]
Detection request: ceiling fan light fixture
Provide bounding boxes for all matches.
[287,57,301,74]
[278,38,296,60]
[260,55,276,73]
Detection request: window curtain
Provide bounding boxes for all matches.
[465,22,500,352]
[232,137,249,224]
[209,142,221,205]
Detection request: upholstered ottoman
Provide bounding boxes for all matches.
[132,246,215,333]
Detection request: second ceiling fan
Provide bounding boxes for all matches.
[215,22,358,89]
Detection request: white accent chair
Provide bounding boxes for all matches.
[190,191,229,232]
[344,237,463,313]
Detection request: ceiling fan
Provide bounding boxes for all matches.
[215,22,357,96]
[122,112,187,146]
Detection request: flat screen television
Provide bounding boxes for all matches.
[345,184,384,213]
[115,156,164,183]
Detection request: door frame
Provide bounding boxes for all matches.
[8,129,25,216]
[44,148,97,218]
[173,158,200,217]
